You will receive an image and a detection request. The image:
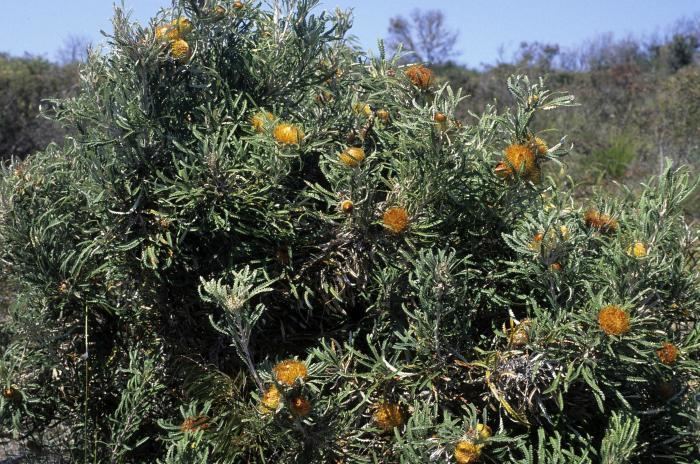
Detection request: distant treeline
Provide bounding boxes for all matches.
[0,53,81,159]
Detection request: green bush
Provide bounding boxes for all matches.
[0,1,698,463]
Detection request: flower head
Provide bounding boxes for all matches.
[157,18,192,42]
[180,415,209,433]
[627,241,647,258]
[170,39,192,64]
[474,423,492,440]
[382,207,409,234]
[259,384,282,413]
[338,147,365,167]
[508,319,530,347]
[213,5,227,18]
[290,396,312,417]
[2,387,19,401]
[405,64,433,89]
[340,200,354,214]
[584,209,618,233]
[657,342,679,365]
[495,144,540,183]
[454,440,482,464]
[598,305,630,336]
[273,359,308,386]
[273,123,304,145]
[372,402,404,430]
[376,109,390,123]
[352,103,373,117]
[251,111,275,133]
[530,136,548,155]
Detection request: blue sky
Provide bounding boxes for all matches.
[1,1,698,67]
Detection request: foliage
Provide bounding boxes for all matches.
[0,1,698,463]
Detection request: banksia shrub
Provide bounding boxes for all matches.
[0,1,697,463]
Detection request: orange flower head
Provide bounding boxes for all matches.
[529,232,544,251]
[170,39,192,64]
[657,342,679,365]
[405,64,433,89]
[273,359,308,386]
[338,147,365,167]
[340,200,354,213]
[232,1,245,9]
[373,402,404,430]
[454,440,482,464]
[273,123,304,145]
[290,396,312,417]
[213,5,227,18]
[260,384,281,412]
[180,415,210,433]
[251,111,275,133]
[2,387,19,401]
[549,262,563,272]
[383,207,409,234]
[376,109,390,122]
[495,144,540,183]
[434,112,447,123]
[598,305,630,336]
[584,209,619,233]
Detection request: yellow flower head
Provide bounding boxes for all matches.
[273,359,308,386]
[627,241,647,258]
[290,396,312,417]
[180,415,210,433]
[383,207,409,234]
[657,342,679,365]
[530,136,548,155]
[338,147,365,167]
[273,123,304,145]
[340,200,354,214]
[405,64,433,89]
[353,103,373,117]
[251,111,275,133]
[495,144,540,183]
[598,305,630,336]
[474,423,492,440]
[376,109,390,123]
[170,39,192,64]
[454,440,482,464]
[373,402,404,431]
[584,209,618,234]
[157,18,193,42]
[260,384,281,413]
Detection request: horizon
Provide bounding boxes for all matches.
[1,1,698,68]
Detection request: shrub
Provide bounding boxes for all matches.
[0,1,698,463]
